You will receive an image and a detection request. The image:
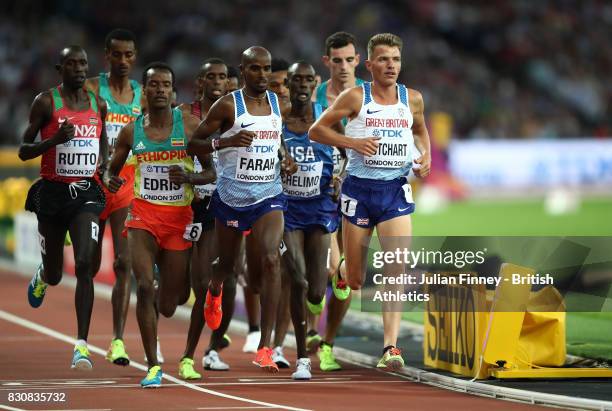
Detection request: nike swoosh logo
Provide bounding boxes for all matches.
[270,204,283,208]
[284,137,296,142]
[84,201,97,205]
[397,206,411,212]
[241,122,255,128]
[367,109,383,114]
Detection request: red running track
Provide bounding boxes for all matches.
[0,268,544,411]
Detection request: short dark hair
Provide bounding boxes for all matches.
[288,60,315,77]
[227,66,240,79]
[325,31,357,56]
[271,58,289,73]
[199,58,226,76]
[59,45,86,64]
[105,29,136,50]
[142,61,175,86]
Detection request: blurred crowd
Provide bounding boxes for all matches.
[0,0,610,144]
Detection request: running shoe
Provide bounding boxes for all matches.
[106,338,130,366]
[318,342,341,371]
[144,338,165,364]
[141,365,162,388]
[242,330,261,353]
[204,287,223,330]
[292,358,312,380]
[306,332,321,354]
[179,357,201,380]
[271,346,290,368]
[376,347,405,370]
[306,295,326,316]
[203,350,230,371]
[27,263,47,308]
[331,259,351,301]
[71,345,93,370]
[253,347,278,373]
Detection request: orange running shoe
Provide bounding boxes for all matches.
[252,347,279,373]
[204,286,223,330]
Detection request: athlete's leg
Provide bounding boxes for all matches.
[157,248,191,318]
[129,229,159,368]
[304,228,330,307]
[209,221,243,296]
[374,215,412,348]
[341,216,373,291]
[282,230,307,359]
[183,227,215,360]
[108,207,131,340]
[247,210,284,349]
[37,220,67,286]
[68,212,100,341]
[272,284,291,348]
[209,271,236,350]
[91,219,107,275]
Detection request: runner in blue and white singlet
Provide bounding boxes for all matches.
[309,33,432,371]
[188,46,297,374]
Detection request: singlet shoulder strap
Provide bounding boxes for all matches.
[51,87,63,111]
[363,82,372,105]
[313,102,323,120]
[172,107,185,138]
[234,90,246,118]
[88,90,98,113]
[315,81,328,109]
[130,79,142,107]
[267,91,280,116]
[191,100,202,119]
[398,84,408,107]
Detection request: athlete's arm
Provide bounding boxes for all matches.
[189,95,254,157]
[309,87,380,156]
[169,113,216,186]
[97,98,109,176]
[409,89,431,178]
[105,122,134,192]
[18,92,75,161]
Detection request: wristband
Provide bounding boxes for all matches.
[212,138,220,150]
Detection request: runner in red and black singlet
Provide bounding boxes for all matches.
[20,45,109,370]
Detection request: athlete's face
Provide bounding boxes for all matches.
[198,64,228,102]
[366,45,401,87]
[288,65,316,105]
[242,56,271,93]
[59,50,88,89]
[144,69,173,109]
[106,39,136,78]
[269,70,288,99]
[227,77,240,93]
[323,44,359,83]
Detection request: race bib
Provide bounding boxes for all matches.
[235,144,278,183]
[364,117,411,168]
[402,183,414,204]
[340,193,358,217]
[139,163,185,203]
[55,137,99,177]
[183,222,203,242]
[282,161,323,198]
[332,147,345,176]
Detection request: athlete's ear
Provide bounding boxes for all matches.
[323,55,331,69]
[364,59,372,73]
[354,53,361,66]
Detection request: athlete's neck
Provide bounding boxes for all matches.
[329,74,356,96]
[59,84,88,102]
[107,72,131,93]
[371,80,398,104]
[289,99,311,119]
[147,107,173,128]
[243,86,267,101]
[199,96,217,115]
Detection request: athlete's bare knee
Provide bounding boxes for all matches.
[261,252,280,275]
[136,280,155,300]
[113,253,130,277]
[74,257,94,280]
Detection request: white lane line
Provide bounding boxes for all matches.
[0,309,309,411]
[0,405,26,411]
[197,408,275,410]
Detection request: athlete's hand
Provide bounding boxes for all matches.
[412,152,431,178]
[53,120,75,145]
[331,175,343,202]
[106,175,125,193]
[352,137,380,156]
[227,130,255,148]
[168,165,190,185]
[281,155,297,176]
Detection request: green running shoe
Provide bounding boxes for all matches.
[106,339,130,366]
[306,294,326,315]
[306,332,321,354]
[71,345,93,370]
[318,343,341,371]
[331,258,350,301]
[178,357,201,380]
[376,347,404,370]
[27,264,47,308]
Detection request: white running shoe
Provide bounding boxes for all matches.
[203,349,230,371]
[271,346,290,368]
[144,338,165,364]
[242,331,261,353]
[291,358,312,380]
